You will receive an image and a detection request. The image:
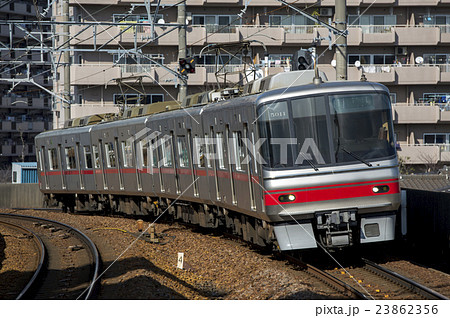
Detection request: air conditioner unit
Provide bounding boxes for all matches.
[320,8,333,17]
[395,47,407,55]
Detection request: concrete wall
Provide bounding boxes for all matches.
[0,184,45,209]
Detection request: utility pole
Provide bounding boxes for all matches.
[335,0,347,80]
[63,0,71,122]
[177,2,187,103]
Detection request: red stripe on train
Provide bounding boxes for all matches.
[264,181,400,206]
[264,178,399,194]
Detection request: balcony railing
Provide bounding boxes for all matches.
[191,24,238,33]
[348,25,394,34]
[356,63,450,73]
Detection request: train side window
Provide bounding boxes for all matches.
[205,134,213,168]
[177,136,189,168]
[151,139,158,168]
[122,141,133,167]
[65,146,77,169]
[38,147,44,171]
[105,142,116,168]
[84,146,93,169]
[92,145,100,168]
[48,148,58,170]
[216,132,225,169]
[140,140,149,167]
[197,134,205,168]
[162,136,173,167]
[251,132,258,174]
[232,131,245,171]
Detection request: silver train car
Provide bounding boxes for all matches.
[35,76,401,251]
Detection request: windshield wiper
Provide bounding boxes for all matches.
[342,148,372,167]
[298,152,319,171]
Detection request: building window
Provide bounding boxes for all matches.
[192,15,240,33]
[424,133,448,145]
[348,54,395,65]
[113,94,163,106]
[269,14,314,26]
[423,54,450,64]
[422,93,450,104]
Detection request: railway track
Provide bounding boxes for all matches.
[0,220,45,299]
[0,213,100,299]
[324,258,449,300]
[281,253,369,299]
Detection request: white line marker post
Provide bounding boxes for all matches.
[177,252,184,270]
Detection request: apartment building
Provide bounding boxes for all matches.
[0,0,53,167]
[55,0,450,170]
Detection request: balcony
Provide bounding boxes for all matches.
[71,64,121,85]
[70,105,120,118]
[1,97,50,109]
[394,105,440,124]
[239,26,284,46]
[395,65,440,84]
[397,145,441,164]
[395,26,440,45]
[0,121,45,132]
[397,0,439,5]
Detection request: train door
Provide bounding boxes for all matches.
[97,139,108,190]
[39,146,49,189]
[229,109,253,212]
[190,113,212,203]
[160,119,177,196]
[80,129,96,191]
[246,105,264,214]
[215,125,233,206]
[102,130,121,191]
[75,142,84,190]
[58,144,66,190]
[174,115,196,201]
[62,136,81,191]
[118,124,139,194]
[46,143,61,191]
[114,137,124,190]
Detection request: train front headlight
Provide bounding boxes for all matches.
[279,194,296,203]
[372,185,389,193]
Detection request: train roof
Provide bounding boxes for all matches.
[256,81,389,105]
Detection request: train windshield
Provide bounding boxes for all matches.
[257,92,395,169]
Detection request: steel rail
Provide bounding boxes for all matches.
[363,258,449,300]
[282,253,369,300]
[0,213,100,300]
[0,219,45,300]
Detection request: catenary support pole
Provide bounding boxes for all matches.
[178,2,187,102]
[335,0,347,80]
[63,0,71,121]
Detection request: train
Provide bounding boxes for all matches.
[35,70,401,251]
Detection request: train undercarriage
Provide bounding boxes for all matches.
[45,193,275,249]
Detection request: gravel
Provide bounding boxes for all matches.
[0,209,336,300]
[0,222,39,299]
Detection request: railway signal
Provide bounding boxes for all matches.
[179,57,196,74]
[292,49,312,71]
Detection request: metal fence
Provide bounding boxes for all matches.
[404,189,450,253]
[0,184,44,209]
